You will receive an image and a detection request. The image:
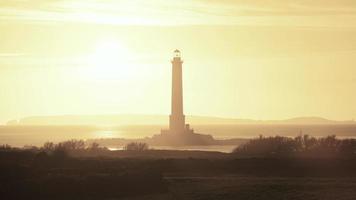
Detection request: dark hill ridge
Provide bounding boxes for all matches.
[6,115,355,126]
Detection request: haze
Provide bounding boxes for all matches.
[1,0,356,124]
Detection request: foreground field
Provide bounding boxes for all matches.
[124,176,356,200]
[2,147,356,200]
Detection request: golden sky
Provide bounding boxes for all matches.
[1,0,356,123]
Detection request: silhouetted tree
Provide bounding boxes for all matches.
[42,142,55,152]
[124,142,149,151]
[56,139,85,151]
[233,135,356,157]
[0,144,12,151]
[303,134,318,151]
[88,142,100,150]
[317,135,339,153]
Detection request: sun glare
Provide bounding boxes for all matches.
[85,40,134,81]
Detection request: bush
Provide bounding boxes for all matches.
[56,139,85,151]
[0,144,12,151]
[233,135,356,157]
[42,142,55,152]
[233,135,297,156]
[87,142,108,152]
[123,142,149,151]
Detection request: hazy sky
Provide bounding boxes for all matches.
[1,0,356,123]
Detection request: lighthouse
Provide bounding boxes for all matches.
[170,49,185,132]
[162,49,193,135]
[155,50,215,145]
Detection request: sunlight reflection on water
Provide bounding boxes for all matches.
[108,145,236,153]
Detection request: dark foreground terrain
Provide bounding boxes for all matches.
[1,149,356,200]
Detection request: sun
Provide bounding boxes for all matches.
[85,39,134,81]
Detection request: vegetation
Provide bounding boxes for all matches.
[0,143,165,199]
[1,137,356,199]
[233,135,356,157]
[124,142,149,151]
[0,144,12,151]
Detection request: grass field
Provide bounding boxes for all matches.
[134,176,356,200]
[2,148,356,200]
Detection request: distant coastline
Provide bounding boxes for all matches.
[5,114,356,126]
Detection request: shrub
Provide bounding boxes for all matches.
[123,142,149,151]
[0,144,12,151]
[88,142,100,150]
[233,135,356,157]
[56,139,85,151]
[87,142,108,151]
[42,142,55,152]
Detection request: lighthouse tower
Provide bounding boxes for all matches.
[162,49,193,135]
[155,50,215,145]
[170,49,185,133]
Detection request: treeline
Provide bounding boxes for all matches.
[1,140,103,151]
[233,135,356,157]
[2,135,356,158]
[0,140,150,156]
[41,140,109,155]
[0,140,109,159]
